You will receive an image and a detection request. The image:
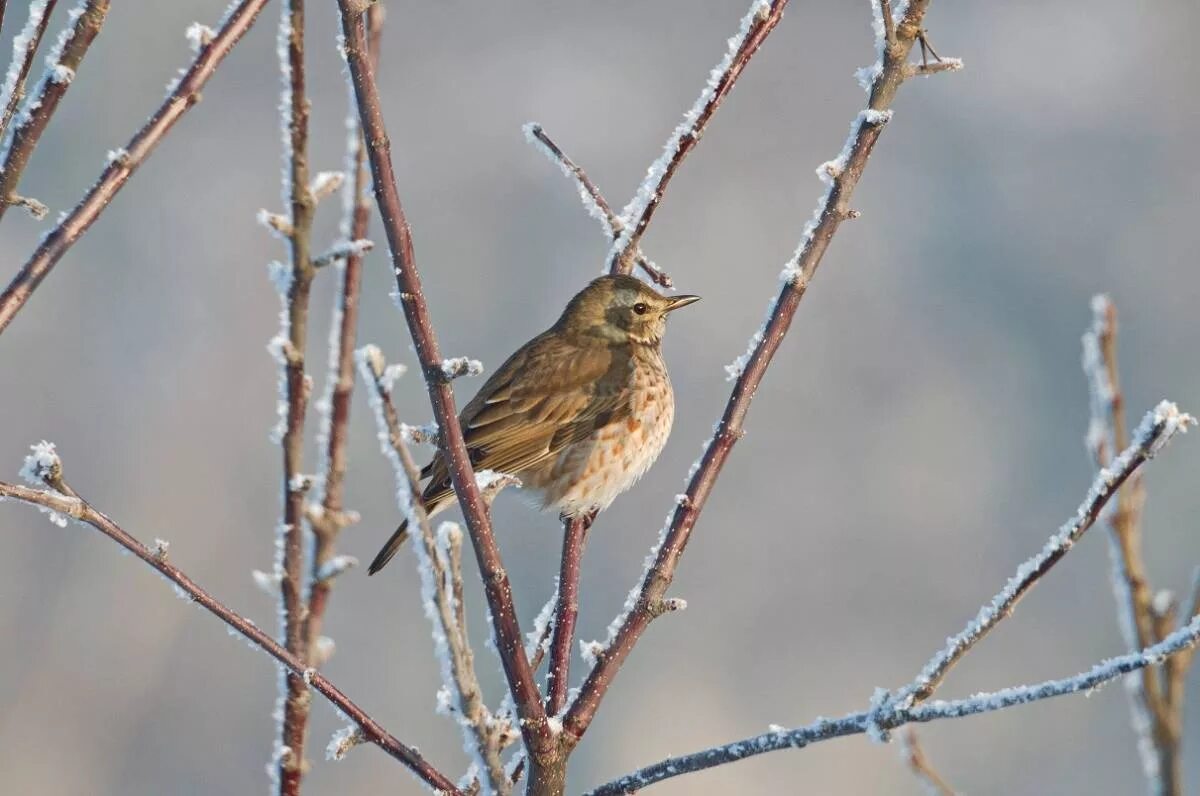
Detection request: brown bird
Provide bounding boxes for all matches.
[367,274,699,575]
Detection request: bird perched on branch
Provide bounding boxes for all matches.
[368,274,699,575]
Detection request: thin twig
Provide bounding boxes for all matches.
[899,403,1193,705]
[269,0,321,790]
[523,123,671,288]
[336,0,553,762]
[0,0,271,337]
[547,514,592,715]
[359,347,509,794]
[900,729,955,796]
[0,0,109,222]
[0,477,461,795]
[0,0,58,147]
[606,0,789,275]
[1083,295,1184,794]
[564,0,953,745]
[304,0,383,673]
[584,407,1193,794]
[585,612,1200,795]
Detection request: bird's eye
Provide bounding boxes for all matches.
[633,302,649,315]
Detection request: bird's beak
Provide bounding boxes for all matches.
[664,294,701,313]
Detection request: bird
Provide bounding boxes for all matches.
[367,273,700,575]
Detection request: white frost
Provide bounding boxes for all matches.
[326,726,363,761]
[19,440,60,485]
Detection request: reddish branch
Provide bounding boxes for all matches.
[607,0,788,275]
[0,0,109,222]
[303,0,384,676]
[563,0,941,744]
[336,0,553,764]
[0,0,271,337]
[274,0,318,791]
[546,513,592,714]
[0,479,461,795]
[524,124,671,288]
[0,0,58,147]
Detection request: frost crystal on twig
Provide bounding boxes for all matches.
[440,357,483,380]
[325,726,364,761]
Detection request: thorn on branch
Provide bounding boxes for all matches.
[257,208,294,239]
[309,171,346,203]
[5,193,48,219]
[152,538,171,562]
[326,725,366,761]
[649,597,688,617]
[440,356,484,381]
[185,23,216,54]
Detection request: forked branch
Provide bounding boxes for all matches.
[0,458,460,795]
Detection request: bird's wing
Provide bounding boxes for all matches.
[419,332,631,503]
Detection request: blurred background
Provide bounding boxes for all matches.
[2,1,1198,793]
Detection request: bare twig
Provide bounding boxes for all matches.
[900,729,955,796]
[272,0,318,789]
[1083,296,1187,794]
[304,0,383,672]
[546,514,592,715]
[358,347,509,794]
[606,0,789,275]
[585,405,1193,794]
[336,1,553,766]
[0,476,461,795]
[523,123,671,288]
[564,0,955,745]
[0,0,58,147]
[0,0,109,222]
[585,612,1200,796]
[900,402,1193,705]
[0,0,271,337]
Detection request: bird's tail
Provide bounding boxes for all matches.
[367,493,454,575]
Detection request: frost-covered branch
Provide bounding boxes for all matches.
[303,0,383,689]
[606,0,788,276]
[358,346,510,794]
[564,0,958,745]
[0,0,58,150]
[0,0,109,222]
[337,0,554,765]
[0,0,271,337]
[587,406,1194,794]
[270,0,320,790]
[585,612,1200,795]
[0,464,460,795]
[899,402,1194,706]
[523,123,670,288]
[1082,297,1192,795]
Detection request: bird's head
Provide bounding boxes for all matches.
[556,274,700,346]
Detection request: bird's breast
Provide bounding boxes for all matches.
[533,351,675,516]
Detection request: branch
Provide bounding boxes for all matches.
[606,0,788,275]
[523,123,671,288]
[0,472,461,795]
[564,0,957,744]
[304,0,383,680]
[358,346,510,794]
[0,0,271,337]
[585,404,1193,794]
[1082,295,1184,793]
[585,612,1200,795]
[546,514,592,715]
[899,729,955,796]
[266,0,321,790]
[0,0,109,222]
[336,0,553,761]
[899,402,1194,705]
[0,0,58,148]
